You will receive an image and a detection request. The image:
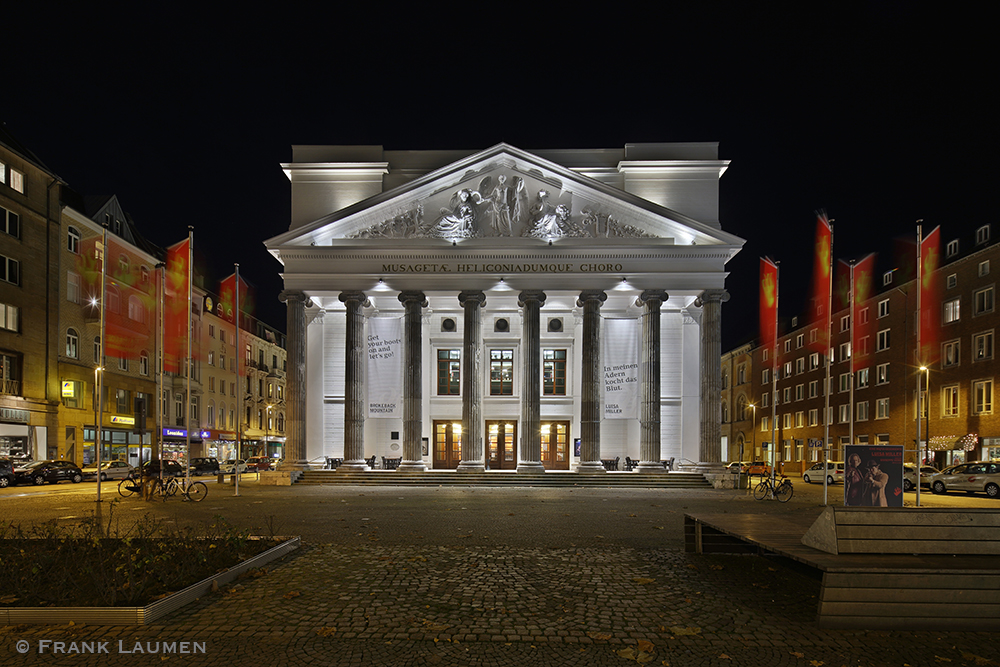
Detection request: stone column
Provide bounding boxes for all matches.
[695,289,730,470]
[278,290,311,470]
[457,291,486,472]
[517,290,546,474]
[636,290,669,473]
[397,291,428,472]
[577,290,607,474]
[339,291,370,471]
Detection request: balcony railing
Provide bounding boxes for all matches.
[0,379,20,396]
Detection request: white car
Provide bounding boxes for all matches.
[802,461,845,485]
[902,464,940,491]
[929,462,1000,498]
[219,459,248,474]
[81,460,136,481]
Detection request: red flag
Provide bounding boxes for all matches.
[919,226,941,365]
[164,239,190,374]
[807,212,832,353]
[102,236,155,361]
[760,258,778,353]
[218,273,254,325]
[833,259,851,313]
[852,254,876,371]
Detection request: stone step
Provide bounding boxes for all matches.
[297,470,711,488]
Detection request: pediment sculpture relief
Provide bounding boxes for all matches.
[346,174,659,241]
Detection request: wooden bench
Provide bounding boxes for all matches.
[601,457,619,471]
[801,507,1000,629]
[382,457,402,470]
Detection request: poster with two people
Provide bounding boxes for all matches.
[844,445,904,507]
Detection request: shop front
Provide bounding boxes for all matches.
[203,429,238,462]
[161,427,211,465]
[0,407,35,462]
[83,424,152,467]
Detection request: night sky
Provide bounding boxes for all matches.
[6,6,994,349]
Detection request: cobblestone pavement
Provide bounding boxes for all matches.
[2,483,999,666]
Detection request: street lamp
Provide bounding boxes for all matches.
[94,365,104,501]
[265,404,273,459]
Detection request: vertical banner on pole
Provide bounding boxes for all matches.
[602,318,639,420]
[367,317,403,418]
[919,226,941,365]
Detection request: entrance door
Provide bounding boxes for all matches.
[486,421,517,470]
[540,421,570,470]
[433,421,462,469]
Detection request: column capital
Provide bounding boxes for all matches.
[339,291,370,307]
[694,289,730,307]
[576,290,608,308]
[398,291,428,308]
[278,290,313,308]
[517,290,547,308]
[635,289,669,308]
[458,290,487,308]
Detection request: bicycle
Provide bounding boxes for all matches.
[753,475,794,502]
[149,475,207,502]
[117,471,144,498]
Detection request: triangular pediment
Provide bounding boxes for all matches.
[267,143,743,250]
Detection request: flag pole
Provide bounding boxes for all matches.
[822,218,834,506]
[95,223,108,504]
[770,261,779,494]
[157,261,165,482]
[915,221,923,507]
[185,227,193,490]
[234,263,241,497]
[849,259,856,453]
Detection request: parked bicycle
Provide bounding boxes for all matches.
[753,474,794,502]
[117,471,207,502]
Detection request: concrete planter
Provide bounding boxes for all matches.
[0,536,299,625]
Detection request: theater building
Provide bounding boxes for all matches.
[266,143,743,472]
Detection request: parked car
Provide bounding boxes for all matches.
[189,457,221,475]
[802,461,845,485]
[746,461,772,476]
[0,458,15,488]
[929,462,1000,498]
[902,464,941,491]
[14,460,84,486]
[81,460,136,481]
[727,461,750,474]
[245,456,274,471]
[142,459,186,478]
[220,459,248,474]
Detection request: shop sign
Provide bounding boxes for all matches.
[111,415,135,426]
[0,407,29,423]
[162,427,211,439]
[61,381,75,397]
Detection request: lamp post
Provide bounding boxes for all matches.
[93,365,104,501]
[265,404,273,460]
[744,403,756,490]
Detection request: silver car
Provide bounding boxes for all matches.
[902,464,940,491]
[219,459,248,474]
[929,461,1000,498]
[81,460,136,481]
[802,461,844,484]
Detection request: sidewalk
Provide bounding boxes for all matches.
[1,483,998,666]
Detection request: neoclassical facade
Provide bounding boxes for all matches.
[266,143,743,472]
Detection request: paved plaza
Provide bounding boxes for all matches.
[1,481,998,666]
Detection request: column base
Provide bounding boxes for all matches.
[396,461,427,472]
[575,461,607,474]
[456,462,486,473]
[337,463,371,472]
[276,459,308,471]
[516,463,546,474]
[636,463,668,474]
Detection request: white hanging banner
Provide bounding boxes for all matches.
[367,317,403,418]
[602,317,640,420]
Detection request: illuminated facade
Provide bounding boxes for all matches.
[267,144,743,472]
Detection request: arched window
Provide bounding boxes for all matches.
[218,402,226,428]
[139,350,149,376]
[229,408,235,430]
[737,395,748,421]
[128,295,145,323]
[118,253,129,276]
[721,401,729,423]
[106,285,120,314]
[277,412,285,432]
[67,227,81,254]
[207,401,215,428]
[66,328,79,358]
[722,370,729,389]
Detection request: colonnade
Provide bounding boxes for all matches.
[279,288,728,473]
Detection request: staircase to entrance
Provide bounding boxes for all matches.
[297,470,711,488]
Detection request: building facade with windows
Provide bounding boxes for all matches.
[723,224,1000,472]
[267,143,743,472]
[0,126,62,460]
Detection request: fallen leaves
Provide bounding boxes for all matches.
[316,627,336,637]
[282,591,300,599]
[961,653,1000,667]
[633,577,655,585]
[587,631,612,641]
[617,647,655,664]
